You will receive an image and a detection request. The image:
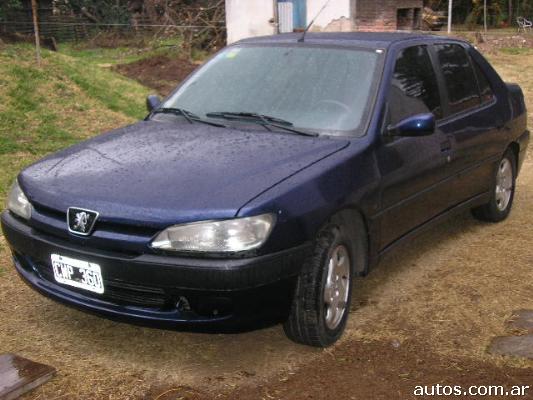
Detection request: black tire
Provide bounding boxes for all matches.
[283,214,366,347]
[472,148,516,222]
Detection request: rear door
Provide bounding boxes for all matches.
[431,43,502,204]
[377,44,454,249]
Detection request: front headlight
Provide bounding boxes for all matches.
[151,213,275,253]
[7,180,32,220]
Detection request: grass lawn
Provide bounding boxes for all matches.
[0,44,151,206]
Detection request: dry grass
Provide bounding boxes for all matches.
[0,47,531,399]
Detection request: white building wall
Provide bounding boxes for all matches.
[225,0,354,44]
[307,0,353,31]
[225,0,276,44]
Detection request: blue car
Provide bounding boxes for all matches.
[2,33,529,347]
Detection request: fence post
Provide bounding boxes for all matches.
[447,0,453,34]
[31,0,41,67]
[484,0,488,32]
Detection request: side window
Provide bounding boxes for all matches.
[435,44,481,114]
[472,59,495,103]
[389,45,442,125]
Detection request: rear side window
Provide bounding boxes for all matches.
[389,45,442,125]
[435,44,481,115]
[472,59,495,103]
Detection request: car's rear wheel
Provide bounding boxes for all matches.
[283,215,366,347]
[472,148,516,222]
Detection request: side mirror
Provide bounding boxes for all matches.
[146,94,162,113]
[387,113,435,137]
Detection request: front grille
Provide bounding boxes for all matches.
[30,203,160,256]
[33,203,160,234]
[34,261,170,309]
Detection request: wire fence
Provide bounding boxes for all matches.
[0,7,529,51]
[0,7,226,49]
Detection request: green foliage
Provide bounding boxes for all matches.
[0,0,22,21]
[499,47,533,55]
[55,0,130,24]
[430,0,533,27]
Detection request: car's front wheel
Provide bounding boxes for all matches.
[284,216,365,347]
[472,148,516,222]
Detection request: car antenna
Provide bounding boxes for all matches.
[298,0,332,43]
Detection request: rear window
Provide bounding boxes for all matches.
[435,44,481,115]
[389,45,442,125]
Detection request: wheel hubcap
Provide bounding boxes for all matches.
[495,158,513,212]
[324,245,350,330]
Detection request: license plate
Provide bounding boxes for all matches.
[51,254,104,294]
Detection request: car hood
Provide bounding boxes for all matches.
[19,121,349,228]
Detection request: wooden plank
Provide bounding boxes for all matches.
[0,354,56,400]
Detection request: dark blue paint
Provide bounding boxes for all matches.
[18,122,348,229]
[388,113,435,137]
[1,33,529,329]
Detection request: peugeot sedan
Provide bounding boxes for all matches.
[2,32,529,347]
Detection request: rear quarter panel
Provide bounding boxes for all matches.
[469,47,528,151]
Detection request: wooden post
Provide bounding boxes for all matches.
[484,0,488,32]
[447,0,453,33]
[31,0,41,67]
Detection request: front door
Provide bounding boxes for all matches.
[377,44,453,249]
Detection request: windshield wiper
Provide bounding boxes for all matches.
[206,112,318,137]
[152,108,227,128]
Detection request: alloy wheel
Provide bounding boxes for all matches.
[324,245,351,330]
[495,158,513,211]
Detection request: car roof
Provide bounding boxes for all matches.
[235,31,468,49]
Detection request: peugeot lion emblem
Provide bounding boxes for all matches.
[67,207,99,236]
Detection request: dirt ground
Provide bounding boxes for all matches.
[455,32,533,54]
[114,55,197,96]
[0,47,532,400]
[220,340,533,400]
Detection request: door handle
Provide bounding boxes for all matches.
[440,139,452,152]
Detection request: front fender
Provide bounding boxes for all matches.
[237,143,380,256]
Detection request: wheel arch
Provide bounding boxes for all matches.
[508,141,520,166]
[320,207,371,276]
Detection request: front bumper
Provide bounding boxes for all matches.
[1,211,310,330]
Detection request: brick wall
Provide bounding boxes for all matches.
[355,0,423,31]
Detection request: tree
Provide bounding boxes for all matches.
[430,0,522,28]
[0,0,22,21]
[31,0,41,66]
[55,0,130,24]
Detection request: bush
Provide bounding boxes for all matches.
[0,0,22,22]
[55,0,130,24]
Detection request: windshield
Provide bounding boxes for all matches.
[162,45,381,136]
